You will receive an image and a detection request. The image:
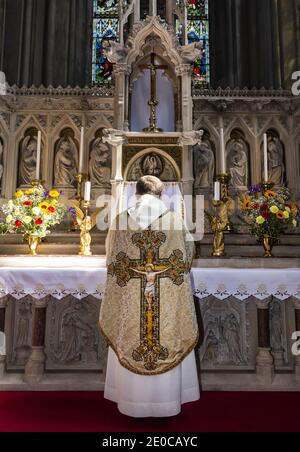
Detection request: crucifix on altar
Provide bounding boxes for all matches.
[140,53,168,133]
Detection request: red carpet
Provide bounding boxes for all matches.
[0,391,299,432]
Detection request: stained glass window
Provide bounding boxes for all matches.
[176,0,210,87]
[92,0,119,85]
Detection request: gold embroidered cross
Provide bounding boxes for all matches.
[107,230,188,371]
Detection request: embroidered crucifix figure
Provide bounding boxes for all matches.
[107,230,188,371]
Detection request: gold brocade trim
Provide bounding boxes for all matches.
[99,321,199,377]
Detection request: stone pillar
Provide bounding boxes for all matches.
[176,65,193,132]
[134,0,140,23]
[294,300,300,378]
[24,298,47,384]
[149,0,157,16]
[0,297,7,378]
[256,299,274,385]
[103,131,127,217]
[113,64,130,131]
[181,145,194,196]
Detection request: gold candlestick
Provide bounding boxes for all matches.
[75,173,87,202]
[206,199,231,257]
[30,179,43,187]
[215,173,233,231]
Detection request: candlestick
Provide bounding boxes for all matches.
[75,173,87,202]
[84,181,91,202]
[263,133,268,183]
[79,127,84,173]
[35,131,42,181]
[214,181,221,202]
[220,128,226,174]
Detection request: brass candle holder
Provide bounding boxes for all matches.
[30,179,43,187]
[75,173,87,202]
[71,200,101,257]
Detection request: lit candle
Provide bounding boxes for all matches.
[84,181,91,202]
[79,126,84,173]
[35,131,42,180]
[220,128,226,174]
[263,133,268,182]
[214,181,221,202]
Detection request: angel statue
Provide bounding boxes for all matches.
[205,199,232,257]
[71,202,101,256]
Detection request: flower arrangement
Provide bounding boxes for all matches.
[240,185,299,256]
[1,185,67,240]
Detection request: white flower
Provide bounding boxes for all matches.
[23,216,33,225]
[32,207,42,215]
[6,215,13,223]
[14,207,21,216]
[7,200,14,209]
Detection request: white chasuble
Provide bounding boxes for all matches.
[99,194,200,417]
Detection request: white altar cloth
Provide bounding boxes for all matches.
[0,257,299,302]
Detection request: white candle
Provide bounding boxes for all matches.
[35,131,42,180]
[84,181,91,202]
[79,126,84,173]
[263,133,268,182]
[220,128,226,174]
[214,181,221,201]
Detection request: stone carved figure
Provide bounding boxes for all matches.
[227,138,248,189]
[54,137,78,187]
[142,153,163,177]
[89,139,111,187]
[267,136,285,186]
[16,301,31,347]
[55,301,99,363]
[18,135,38,186]
[270,301,284,352]
[202,312,244,365]
[194,138,215,189]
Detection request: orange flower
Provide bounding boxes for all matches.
[265,190,277,199]
[242,198,251,210]
[291,203,299,217]
[276,210,285,220]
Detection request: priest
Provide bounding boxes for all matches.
[99,176,200,417]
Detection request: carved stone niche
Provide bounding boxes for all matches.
[53,128,78,192]
[6,296,34,370]
[270,297,294,369]
[261,129,286,187]
[45,295,107,371]
[89,128,112,196]
[18,127,42,188]
[193,130,215,194]
[226,129,250,191]
[197,296,257,371]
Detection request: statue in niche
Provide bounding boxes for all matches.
[89,139,111,187]
[56,301,99,363]
[54,137,78,187]
[194,138,215,189]
[267,136,285,186]
[227,138,248,189]
[0,139,3,185]
[222,313,243,363]
[142,153,163,177]
[18,135,38,186]
[16,301,31,347]
[270,301,284,352]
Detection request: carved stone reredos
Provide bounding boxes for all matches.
[111,15,199,70]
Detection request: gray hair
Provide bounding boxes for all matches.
[136,175,163,196]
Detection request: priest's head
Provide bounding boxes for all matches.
[136,176,163,198]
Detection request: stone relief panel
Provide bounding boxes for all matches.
[126,152,178,181]
[45,296,107,371]
[89,129,111,189]
[6,297,33,369]
[198,297,257,370]
[270,298,294,369]
[226,130,249,190]
[193,131,215,192]
[262,130,286,186]
[18,128,43,187]
[54,128,78,188]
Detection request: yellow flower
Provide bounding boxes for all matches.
[283,210,290,219]
[276,211,285,220]
[293,219,298,227]
[25,188,34,195]
[51,199,58,206]
[38,202,50,212]
[49,190,60,198]
[15,190,23,198]
[265,190,277,199]
[256,216,265,224]
[242,198,251,210]
[270,206,279,214]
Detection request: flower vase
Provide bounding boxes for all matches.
[262,235,273,258]
[27,234,41,256]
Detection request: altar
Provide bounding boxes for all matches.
[1,256,300,391]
